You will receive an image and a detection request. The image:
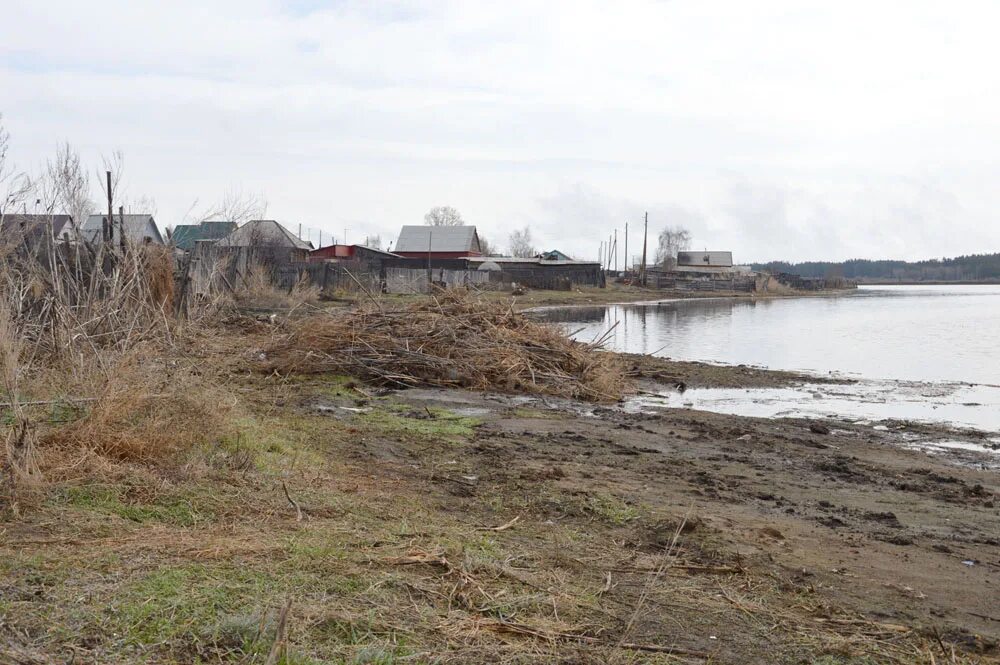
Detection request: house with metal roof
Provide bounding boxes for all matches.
[170,221,238,251]
[393,225,482,258]
[537,249,573,261]
[81,214,164,244]
[215,220,313,250]
[676,251,734,270]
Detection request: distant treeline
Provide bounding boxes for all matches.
[752,253,1000,283]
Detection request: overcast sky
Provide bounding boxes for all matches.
[3,1,1000,263]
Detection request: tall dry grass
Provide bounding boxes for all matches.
[233,260,320,310]
[0,232,236,516]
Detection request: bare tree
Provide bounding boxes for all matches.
[478,234,496,256]
[655,226,692,269]
[508,226,536,258]
[424,206,464,226]
[46,142,94,231]
[195,187,268,225]
[0,115,33,227]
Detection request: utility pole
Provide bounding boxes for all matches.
[613,229,618,272]
[624,222,628,272]
[105,170,113,243]
[427,229,433,286]
[640,211,648,286]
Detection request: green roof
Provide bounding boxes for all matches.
[171,221,238,250]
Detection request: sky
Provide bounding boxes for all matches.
[3,0,1000,263]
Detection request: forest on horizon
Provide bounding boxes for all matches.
[752,252,1000,282]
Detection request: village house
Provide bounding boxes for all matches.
[0,214,78,247]
[169,221,238,252]
[675,251,736,272]
[393,225,482,258]
[81,214,164,244]
[308,244,398,262]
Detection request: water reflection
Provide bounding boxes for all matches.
[538,286,1000,385]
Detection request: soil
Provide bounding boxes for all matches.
[388,371,1000,658]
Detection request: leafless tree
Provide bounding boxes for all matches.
[478,234,497,256]
[0,115,33,227]
[194,187,268,225]
[97,150,125,206]
[508,226,536,258]
[655,226,692,269]
[423,206,464,226]
[46,142,94,231]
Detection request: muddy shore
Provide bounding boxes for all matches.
[385,354,999,659]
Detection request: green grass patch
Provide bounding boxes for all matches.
[59,485,209,526]
[585,494,640,526]
[114,564,306,646]
[358,406,481,443]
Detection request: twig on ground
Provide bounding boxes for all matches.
[264,599,292,665]
[281,481,303,521]
[478,514,522,532]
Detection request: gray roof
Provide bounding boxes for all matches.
[216,220,313,249]
[394,225,481,253]
[0,214,75,240]
[677,251,733,268]
[81,214,163,244]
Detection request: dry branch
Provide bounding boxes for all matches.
[267,291,631,402]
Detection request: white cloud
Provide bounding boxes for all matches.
[2,0,1000,260]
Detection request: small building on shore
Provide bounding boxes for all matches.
[675,251,735,272]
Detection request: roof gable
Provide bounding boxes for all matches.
[216,220,313,249]
[81,214,164,244]
[171,221,238,250]
[0,214,75,241]
[394,225,480,253]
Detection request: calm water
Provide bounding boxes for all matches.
[538,285,1000,434]
[541,285,1000,384]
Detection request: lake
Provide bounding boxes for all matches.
[538,285,1000,434]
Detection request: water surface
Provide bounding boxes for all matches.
[541,285,1000,385]
[539,285,1000,434]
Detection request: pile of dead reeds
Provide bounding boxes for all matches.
[267,291,630,402]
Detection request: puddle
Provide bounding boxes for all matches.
[630,381,1000,433]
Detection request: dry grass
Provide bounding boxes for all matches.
[266,290,631,402]
[0,234,235,514]
[40,352,236,470]
[233,260,320,310]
